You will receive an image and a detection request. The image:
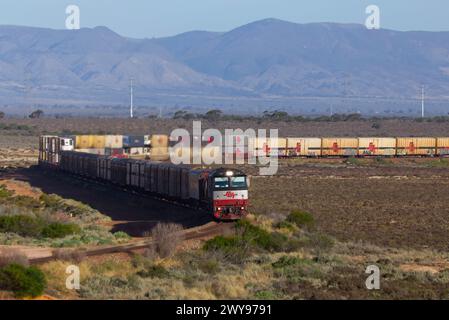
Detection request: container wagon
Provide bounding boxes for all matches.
[358,138,396,156]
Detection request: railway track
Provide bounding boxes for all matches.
[29,221,230,264]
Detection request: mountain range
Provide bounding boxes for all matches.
[1,18,449,115]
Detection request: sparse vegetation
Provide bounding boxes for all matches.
[0,184,123,247]
[150,223,184,258]
[0,263,46,298]
[0,248,29,267]
[286,210,315,229]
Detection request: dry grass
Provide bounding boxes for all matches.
[150,223,184,258]
[0,247,29,267]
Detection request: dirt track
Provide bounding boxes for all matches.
[0,221,229,264]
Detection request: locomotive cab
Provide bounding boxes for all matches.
[209,168,249,220]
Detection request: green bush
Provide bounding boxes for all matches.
[203,236,240,252]
[41,223,81,238]
[0,215,81,239]
[286,210,315,229]
[272,256,304,268]
[0,215,44,237]
[39,194,62,210]
[236,220,287,251]
[0,264,46,298]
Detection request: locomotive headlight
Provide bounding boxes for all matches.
[226,170,234,176]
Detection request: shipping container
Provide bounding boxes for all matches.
[396,137,436,156]
[151,135,169,148]
[75,135,95,149]
[322,138,358,156]
[358,138,396,156]
[105,135,123,148]
[92,135,106,149]
[249,137,287,157]
[286,138,322,157]
[123,135,145,148]
[436,138,449,156]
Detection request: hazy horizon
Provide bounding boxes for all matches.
[0,0,448,38]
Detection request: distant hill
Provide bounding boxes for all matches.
[1,19,449,115]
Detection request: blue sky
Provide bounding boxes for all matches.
[0,0,448,38]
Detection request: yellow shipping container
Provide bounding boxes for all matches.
[151,135,169,148]
[105,135,123,148]
[249,137,287,157]
[436,137,449,156]
[322,138,358,156]
[75,135,95,149]
[92,135,106,149]
[396,137,436,156]
[358,138,396,156]
[286,138,322,157]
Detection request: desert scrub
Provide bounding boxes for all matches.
[150,223,184,258]
[203,220,289,263]
[0,215,80,239]
[286,210,315,229]
[0,248,29,267]
[40,194,109,223]
[0,263,46,298]
[41,222,81,238]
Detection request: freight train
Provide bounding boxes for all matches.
[39,136,249,220]
[252,137,449,157]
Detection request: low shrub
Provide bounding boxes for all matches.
[151,223,184,258]
[272,256,304,268]
[39,194,62,210]
[286,210,315,229]
[203,235,249,263]
[0,215,81,239]
[0,248,29,267]
[41,222,81,238]
[198,258,220,274]
[0,215,44,237]
[0,264,46,298]
[203,235,240,252]
[236,220,287,251]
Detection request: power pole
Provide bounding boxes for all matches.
[421,85,425,118]
[130,78,134,118]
